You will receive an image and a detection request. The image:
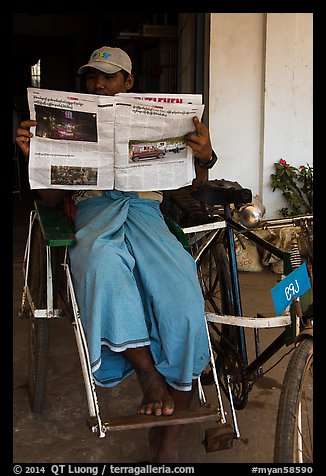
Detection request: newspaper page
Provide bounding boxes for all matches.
[27,88,204,191]
[113,97,205,191]
[27,88,116,190]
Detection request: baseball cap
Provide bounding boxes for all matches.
[78,46,132,75]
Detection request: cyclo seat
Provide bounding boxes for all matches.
[192,179,252,206]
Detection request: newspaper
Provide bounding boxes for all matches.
[27,88,204,191]
[117,92,203,105]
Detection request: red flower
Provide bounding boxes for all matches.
[279,159,287,165]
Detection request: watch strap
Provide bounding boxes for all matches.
[195,150,218,169]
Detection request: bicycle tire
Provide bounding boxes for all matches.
[27,218,50,414]
[198,236,250,409]
[198,239,234,379]
[197,238,234,315]
[197,238,229,384]
[274,337,313,463]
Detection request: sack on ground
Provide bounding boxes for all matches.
[235,235,264,272]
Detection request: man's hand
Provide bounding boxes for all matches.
[16,119,37,159]
[185,116,212,164]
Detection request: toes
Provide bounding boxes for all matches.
[162,407,174,416]
[138,403,154,415]
[162,401,174,416]
[162,395,175,415]
[153,403,163,416]
[138,399,174,416]
[138,402,163,416]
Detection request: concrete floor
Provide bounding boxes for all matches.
[13,192,292,464]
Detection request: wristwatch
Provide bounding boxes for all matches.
[195,150,218,169]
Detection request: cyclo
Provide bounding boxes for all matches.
[20,179,313,463]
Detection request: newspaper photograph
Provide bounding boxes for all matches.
[27,88,204,191]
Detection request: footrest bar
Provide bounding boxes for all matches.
[88,405,220,435]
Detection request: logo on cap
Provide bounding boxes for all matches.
[92,51,112,60]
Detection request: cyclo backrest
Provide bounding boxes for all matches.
[191,179,252,206]
[34,199,76,247]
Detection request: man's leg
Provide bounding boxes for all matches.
[123,347,174,416]
[123,346,195,463]
[149,384,196,463]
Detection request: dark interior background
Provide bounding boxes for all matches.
[13,12,210,194]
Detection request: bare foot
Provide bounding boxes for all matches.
[148,427,180,463]
[122,346,174,416]
[138,369,174,416]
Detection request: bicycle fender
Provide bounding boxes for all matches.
[295,327,313,343]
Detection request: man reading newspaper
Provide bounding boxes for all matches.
[16,46,218,463]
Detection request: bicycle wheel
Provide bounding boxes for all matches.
[197,238,230,382]
[198,237,250,409]
[274,337,313,463]
[27,217,50,414]
[197,238,234,315]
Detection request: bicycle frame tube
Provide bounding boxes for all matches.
[226,218,285,261]
[226,215,296,343]
[245,330,287,376]
[224,205,248,367]
[224,213,298,375]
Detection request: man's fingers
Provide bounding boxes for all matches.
[186,133,201,145]
[16,128,32,139]
[186,117,208,142]
[20,119,37,129]
[16,120,37,137]
[16,136,30,144]
[15,121,36,159]
[192,115,206,133]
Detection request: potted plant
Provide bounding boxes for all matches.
[271,159,313,217]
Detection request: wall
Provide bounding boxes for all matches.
[208,13,313,218]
